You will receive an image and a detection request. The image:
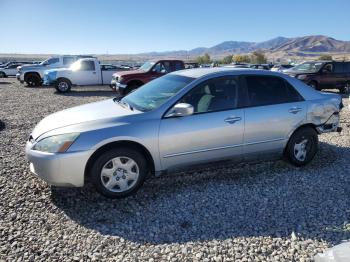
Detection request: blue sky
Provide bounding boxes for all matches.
[1,0,349,54]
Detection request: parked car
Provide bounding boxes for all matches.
[110,59,185,95]
[224,64,250,68]
[17,55,93,87]
[284,61,350,93]
[271,64,294,72]
[43,59,123,92]
[26,68,342,198]
[0,63,31,78]
[0,61,35,68]
[249,64,270,70]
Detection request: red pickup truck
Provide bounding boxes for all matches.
[110,59,185,95]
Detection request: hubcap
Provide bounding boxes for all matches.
[100,157,139,192]
[294,139,309,161]
[58,82,68,91]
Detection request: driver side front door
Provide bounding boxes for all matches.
[158,76,245,170]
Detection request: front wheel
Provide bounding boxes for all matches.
[90,148,148,198]
[55,79,71,93]
[339,82,350,94]
[0,72,6,78]
[285,127,318,166]
[26,74,41,87]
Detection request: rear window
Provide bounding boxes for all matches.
[244,75,303,107]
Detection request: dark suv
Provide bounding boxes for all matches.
[284,61,350,93]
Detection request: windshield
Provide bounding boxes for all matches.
[121,74,194,112]
[292,62,324,72]
[139,61,155,72]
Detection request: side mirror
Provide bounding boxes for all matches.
[166,103,194,117]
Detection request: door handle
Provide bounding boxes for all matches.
[92,72,96,74]
[224,116,242,124]
[289,107,302,114]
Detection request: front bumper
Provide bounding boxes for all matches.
[110,80,127,92]
[16,73,24,83]
[26,141,92,187]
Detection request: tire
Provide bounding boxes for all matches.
[0,72,6,78]
[285,127,318,166]
[308,81,320,91]
[124,82,141,95]
[339,81,350,94]
[26,74,41,87]
[55,79,71,93]
[90,148,148,198]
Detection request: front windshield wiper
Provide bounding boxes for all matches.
[113,98,134,111]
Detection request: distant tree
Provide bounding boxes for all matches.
[318,55,333,61]
[233,55,251,63]
[196,53,211,64]
[250,51,267,64]
[222,55,233,64]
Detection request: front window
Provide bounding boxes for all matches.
[292,62,324,73]
[121,74,194,112]
[139,61,155,72]
[40,58,59,66]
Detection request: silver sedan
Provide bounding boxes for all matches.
[26,68,343,198]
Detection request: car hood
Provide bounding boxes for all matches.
[284,69,316,75]
[31,98,139,140]
[19,64,45,71]
[113,69,144,77]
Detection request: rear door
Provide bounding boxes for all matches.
[319,63,335,89]
[333,62,346,88]
[159,76,245,170]
[242,75,306,158]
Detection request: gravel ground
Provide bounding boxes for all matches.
[0,78,349,261]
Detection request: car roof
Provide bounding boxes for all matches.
[172,67,286,79]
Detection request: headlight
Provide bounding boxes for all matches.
[118,76,123,83]
[33,133,80,153]
[296,74,307,80]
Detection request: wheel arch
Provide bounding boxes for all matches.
[84,140,155,182]
[24,71,41,81]
[0,71,7,77]
[284,123,318,153]
[127,79,144,87]
[56,77,72,86]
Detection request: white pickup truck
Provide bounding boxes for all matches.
[17,55,93,87]
[43,58,122,92]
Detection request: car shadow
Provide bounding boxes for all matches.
[0,81,12,85]
[54,90,117,98]
[50,141,350,244]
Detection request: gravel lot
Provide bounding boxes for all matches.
[0,77,349,261]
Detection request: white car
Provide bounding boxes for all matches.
[43,58,121,92]
[0,63,28,78]
[16,55,93,87]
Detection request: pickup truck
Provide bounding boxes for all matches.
[17,55,93,87]
[43,58,123,92]
[110,59,185,95]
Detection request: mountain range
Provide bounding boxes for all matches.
[140,35,350,58]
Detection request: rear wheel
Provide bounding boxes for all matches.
[55,79,71,93]
[90,148,148,198]
[0,72,6,78]
[285,127,318,166]
[339,82,350,94]
[26,74,41,87]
